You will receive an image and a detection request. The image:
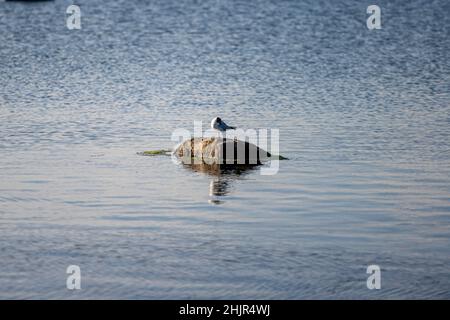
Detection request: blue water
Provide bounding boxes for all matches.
[1,0,450,299]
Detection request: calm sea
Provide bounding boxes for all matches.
[1,0,450,299]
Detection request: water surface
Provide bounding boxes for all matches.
[1,0,450,299]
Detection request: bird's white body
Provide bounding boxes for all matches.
[211,117,236,132]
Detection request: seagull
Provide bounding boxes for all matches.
[211,117,236,132]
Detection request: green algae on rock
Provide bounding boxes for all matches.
[138,149,172,156]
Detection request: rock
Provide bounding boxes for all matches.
[174,137,272,166]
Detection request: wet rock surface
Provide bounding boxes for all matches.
[174,137,271,166]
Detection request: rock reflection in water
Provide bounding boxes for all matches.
[183,163,259,204]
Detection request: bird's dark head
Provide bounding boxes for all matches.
[216,117,222,123]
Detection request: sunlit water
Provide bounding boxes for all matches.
[1,0,450,299]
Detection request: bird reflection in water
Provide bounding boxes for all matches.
[183,163,258,204]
